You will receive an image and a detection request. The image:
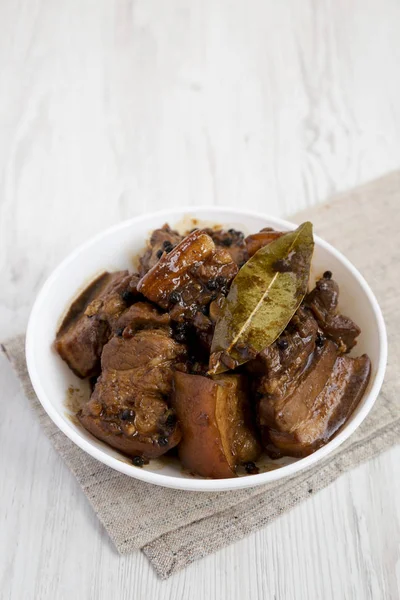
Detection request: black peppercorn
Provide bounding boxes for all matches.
[121,290,135,304]
[323,270,332,279]
[120,409,135,421]
[158,436,169,447]
[169,290,182,304]
[115,327,124,337]
[173,321,189,342]
[316,333,325,347]
[132,456,145,467]
[156,249,163,259]
[277,338,289,350]
[244,462,259,475]
[228,228,244,240]
[163,240,174,253]
[207,279,218,290]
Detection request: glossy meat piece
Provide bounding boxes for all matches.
[255,296,370,458]
[261,354,371,457]
[138,229,238,322]
[55,271,138,377]
[203,228,249,266]
[78,330,185,458]
[138,230,215,307]
[245,228,284,258]
[173,372,261,478]
[306,276,361,351]
[139,224,183,277]
[259,339,338,434]
[113,301,170,335]
[249,306,319,396]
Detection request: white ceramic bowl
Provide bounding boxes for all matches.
[26,207,387,492]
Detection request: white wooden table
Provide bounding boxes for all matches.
[1,1,399,598]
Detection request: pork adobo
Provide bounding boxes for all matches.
[55,222,371,478]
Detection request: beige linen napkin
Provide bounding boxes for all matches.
[2,171,400,579]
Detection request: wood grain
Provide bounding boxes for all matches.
[0,0,399,598]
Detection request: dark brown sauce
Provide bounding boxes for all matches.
[64,384,90,427]
[65,384,86,412]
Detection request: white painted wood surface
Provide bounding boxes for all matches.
[0,0,399,598]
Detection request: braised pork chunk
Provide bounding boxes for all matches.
[55,271,139,378]
[78,329,185,459]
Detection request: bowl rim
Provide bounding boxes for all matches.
[26,206,387,492]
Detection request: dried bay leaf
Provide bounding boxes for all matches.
[209,222,314,374]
